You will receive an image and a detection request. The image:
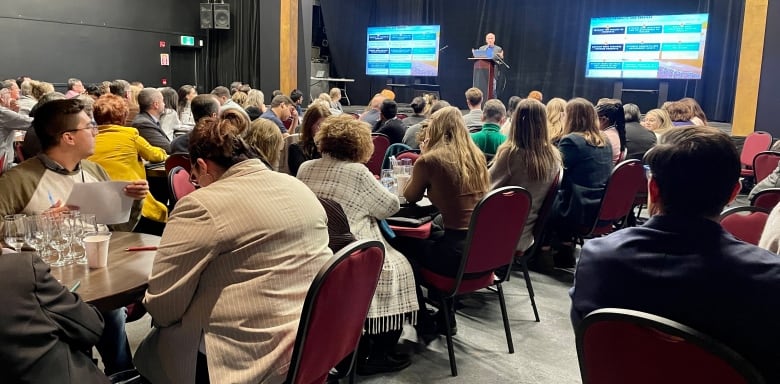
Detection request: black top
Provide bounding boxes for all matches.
[624,121,656,160]
[288,142,321,177]
[374,118,406,145]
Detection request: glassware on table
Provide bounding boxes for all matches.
[24,215,45,258]
[380,169,397,193]
[400,158,413,175]
[65,211,88,265]
[47,214,72,267]
[4,214,27,252]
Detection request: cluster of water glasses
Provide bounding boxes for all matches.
[380,157,413,203]
[4,211,108,267]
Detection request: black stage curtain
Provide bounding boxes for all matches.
[321,0,743,122]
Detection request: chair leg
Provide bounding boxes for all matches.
[440,297,458,376]
[521,261,540,322]
[496,283,515,354]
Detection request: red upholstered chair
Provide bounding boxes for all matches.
[347,112,360,120]
[419,186,532,376]
[0,153,5,176]
[167,166,196,206]
[509,167,563,321]
[751,188,780,211]
[396,113,408,120]
[164,153,191,174]
[577,308,765,384]
[740,131,773,178]
[365,133,390,177]
[752,151,780,182]
[616,147,628,163]
[14,141,24,163]
[285,240,385,384]
[719,206,771,246]
[396,149,420,165]
[576,160,646,240]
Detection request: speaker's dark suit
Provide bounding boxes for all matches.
[132,111,171,154]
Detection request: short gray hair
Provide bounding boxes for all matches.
[482,99,506,123]
[137,88,162,111]
[67,78,82,90]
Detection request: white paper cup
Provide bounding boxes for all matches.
[84,232,111,268]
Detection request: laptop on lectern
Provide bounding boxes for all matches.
[472,47,495,59]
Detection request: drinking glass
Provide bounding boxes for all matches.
[24,215,44,258]
[65,211,87,265]
[400,158,413,176]
[4,214,26,252]
[47,215,71,267]
[380,169,396,193]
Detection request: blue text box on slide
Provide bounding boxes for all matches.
[663,24,703,34]
[623,62,660,70]
[625,43,661,52]
[592,27,626,35]
[390,34,413,41]
[369,34,390,42]
[591,44,624,52]
[661,42,701,51]
[368,48,389,55]
[389,48,413,54]
[588,62,623,70]
[412,47,437,55]
[627,25,663,34]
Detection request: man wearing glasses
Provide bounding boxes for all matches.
[0,98,149,378]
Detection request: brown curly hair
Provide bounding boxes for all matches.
[315,114,373,163]
[93,94,129,125]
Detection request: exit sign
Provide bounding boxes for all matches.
[180,35,195,46]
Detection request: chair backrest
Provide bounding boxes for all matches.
[167,166,196,206]
[317,198,356,253]
[577,308,765,384]
[278,133,301,175]
[14,142,24,163]
[165,153,191,174]
[347,112,360,120]
[396,149,420,165]
[616,147,628,164]
[365,133,390,176]
[740,131,773,167]
[396,113,408,120]
[718,206,771,246]
[456,187,532,279]
[0,153,5,175]
[752,151,780,182]
[531,167,563,244]
[751,188,780,210]
[381,143,412,170]
[285,240,385,384]
[585,159,646,236]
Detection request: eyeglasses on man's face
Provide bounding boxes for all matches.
[63,120,98,135]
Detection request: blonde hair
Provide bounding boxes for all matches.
[422,106,489,193]
[497,99,561,181]
[128,85,142,110]
[231,91,248,105]
[243,89,265,109]
[30,81,55,100]
[564,98,606,147]
[645,108,673,132]
[244,118,283,169]
[546,97,566,143]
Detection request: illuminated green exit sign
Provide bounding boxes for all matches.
[180,35,195,46]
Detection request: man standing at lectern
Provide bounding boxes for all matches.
[480,33,504,59]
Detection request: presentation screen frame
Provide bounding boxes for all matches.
[585,13,709,80]
[366,25,441,77]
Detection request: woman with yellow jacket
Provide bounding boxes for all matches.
[90,94,168,235]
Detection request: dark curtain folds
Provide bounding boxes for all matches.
[321,0,743,121]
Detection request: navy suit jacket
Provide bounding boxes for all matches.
[132,111,171,154]
[570,214,780,382]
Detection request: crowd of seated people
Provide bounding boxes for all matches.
[9,72,778,383]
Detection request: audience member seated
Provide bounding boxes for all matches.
[65,77,85,99]
[595,99,626,164]
[0,251,108,383]
[499,95,521,135]
[296,115,418,374]
[463,87,484,128]
[549,98,612,268]
[134,116,332,384]
[17,79,37,116]
[622,103,656,160]
[545,97,566,144]
[177,85,197,126]
[159,87,182,141]
[132,88,171,153]
[212,86,250,122]
[89,94,168,235]
[290,89,304,116]
[471,99,507,155]
[1,85,33,171]
[394,106,490,339]
[0,98,149,375]
[245,106,262,121]
[375,99,406,144]
[243,118,283,170]
[663,101,696,126]
[126,84,141,126]
[403,96,427,127]
[231,90,247,106]
[641,108,674,140]
[21,92,66,160]
[170,94,220,154]
[360,93,386,130]
[749,148,780,202]
[288,103,330,176]
[242,89,267,114]
[402,100,450,149]
[490,99,562,253]
[760,202,780,253]
[571,125,780,382]
[527,90,543,103]
[380,88,396,101]
[261,94,297,135]
[329,87,344,112]
[680,97,708,126]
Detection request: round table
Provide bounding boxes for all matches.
[50,231,160,312]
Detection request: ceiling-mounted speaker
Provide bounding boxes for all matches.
[199,3,213,29]
[213,4,230,30]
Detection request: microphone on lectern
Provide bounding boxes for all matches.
[439,45,449,52]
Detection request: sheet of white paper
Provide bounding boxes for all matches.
[66,181,133,224]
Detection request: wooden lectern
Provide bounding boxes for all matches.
[469,57,497,100]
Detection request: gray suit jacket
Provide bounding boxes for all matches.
[132,111,171,154]
[135,159,332,384]
[0,253,108,384]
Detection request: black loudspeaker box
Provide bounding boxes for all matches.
[199,3,213,29]
[213,4,230,30]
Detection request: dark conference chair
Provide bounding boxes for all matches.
[719,206,771,246]
[577,308,765,384]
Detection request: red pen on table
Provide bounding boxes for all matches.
[125,246,158,251]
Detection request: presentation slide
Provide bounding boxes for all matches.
[585,13,709,80]
[366,25,441,77]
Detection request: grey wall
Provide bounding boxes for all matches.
[0,0,204,87]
